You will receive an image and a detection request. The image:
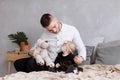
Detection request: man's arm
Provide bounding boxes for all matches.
[72,27,86,64]
[28,41,38,56]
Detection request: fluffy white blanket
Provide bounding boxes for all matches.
[1,64,120,80]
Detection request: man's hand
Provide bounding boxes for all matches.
[74,55,83,65]
[28,50,34,56]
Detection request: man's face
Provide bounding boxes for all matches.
[46,17,61,34]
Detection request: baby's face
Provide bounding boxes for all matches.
[61,45,71,55]
[61,41,75,55]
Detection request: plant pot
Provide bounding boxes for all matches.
[20,42,30,52]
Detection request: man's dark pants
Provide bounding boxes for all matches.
[14,57,48,72]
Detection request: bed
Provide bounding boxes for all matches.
[1,40,120,80]
[1,64,120,80]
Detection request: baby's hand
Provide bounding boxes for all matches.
[56,63,60,68]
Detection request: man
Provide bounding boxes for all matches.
[14,13,86,72]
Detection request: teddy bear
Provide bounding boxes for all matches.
[33,39,54,67]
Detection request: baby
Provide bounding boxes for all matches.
[48,41,83,73]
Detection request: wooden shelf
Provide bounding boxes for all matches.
[6,51,29,61]
[6,51,30,74]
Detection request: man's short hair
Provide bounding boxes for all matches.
[40,13,52,28]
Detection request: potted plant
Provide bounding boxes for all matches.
[8,32,30,51]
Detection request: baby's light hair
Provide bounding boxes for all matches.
[62,41,76,54]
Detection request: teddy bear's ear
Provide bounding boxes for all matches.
[64,40,68,44]
[37,39,43,44]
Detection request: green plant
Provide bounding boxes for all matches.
[8,32,28,46]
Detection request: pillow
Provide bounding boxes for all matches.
[95,40,120,65]
[80,46,94,65]
[84,37,104,64]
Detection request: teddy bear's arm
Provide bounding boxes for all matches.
[40,50,54,67]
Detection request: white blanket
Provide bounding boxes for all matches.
[1,64,120,80]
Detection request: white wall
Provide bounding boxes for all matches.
[0,0,120,77]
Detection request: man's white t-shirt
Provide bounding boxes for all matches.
[31,23,86,62]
